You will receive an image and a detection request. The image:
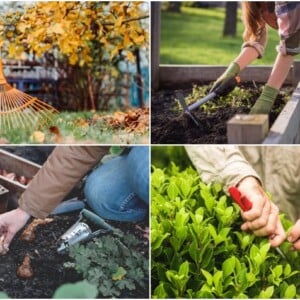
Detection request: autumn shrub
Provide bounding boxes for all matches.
[151,163,300,298]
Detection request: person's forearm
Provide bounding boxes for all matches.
[234,47,259,70]
[267,53,294,89]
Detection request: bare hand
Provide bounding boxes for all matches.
[0,208,31,252]
[237,176,286,247]
[287,219,300,250]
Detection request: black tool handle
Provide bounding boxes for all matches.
[214,76,240,97]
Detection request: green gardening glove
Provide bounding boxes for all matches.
[210,62,240,95]
[250,85,279,114]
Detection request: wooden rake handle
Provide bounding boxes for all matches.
[0,60,7,84]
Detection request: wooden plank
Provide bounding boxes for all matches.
[293,60,300,87]
[263,82,300,144]
[159,65,294,87]
[151,2,161,91]
[227,114,269,144]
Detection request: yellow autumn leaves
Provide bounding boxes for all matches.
[0,1,148,65]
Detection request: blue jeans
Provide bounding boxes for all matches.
[84,146,149,222]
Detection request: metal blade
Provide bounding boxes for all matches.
[176,92,200,126]
[275,246,287,260]
[176,92,188,111]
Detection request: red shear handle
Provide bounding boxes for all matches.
[229,186,253,212]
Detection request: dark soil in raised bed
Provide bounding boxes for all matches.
[0,147,149,299]
[151,82,294,144]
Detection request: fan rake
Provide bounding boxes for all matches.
[0,60,59,132]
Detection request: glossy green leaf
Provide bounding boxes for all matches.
[222,257,235,278]
[167,182,180,199]
[258,286,274,298]
[284,284,296,298]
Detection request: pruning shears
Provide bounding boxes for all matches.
[229,186,287,260]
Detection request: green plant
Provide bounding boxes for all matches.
[67,234,149,298]
[52,280,98,299]
[0,280,97,299]
[151,162,300,298]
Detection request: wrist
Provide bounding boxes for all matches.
[237,176,261,189]
[15,207,31,223]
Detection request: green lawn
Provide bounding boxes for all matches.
[160,6,279,65]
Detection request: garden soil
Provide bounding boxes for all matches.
[0,214,149,298]
[0,147,149,299]
[151,82,293,144]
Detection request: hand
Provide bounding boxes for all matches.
[237,176,286,247]
[250,85,279,114]
[0,208,31,252]
[210,62,240,96]
[287,219,300,250]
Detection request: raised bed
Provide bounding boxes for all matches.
[151,82,294,144]
[0,149,41,210]
[227,82,300,144]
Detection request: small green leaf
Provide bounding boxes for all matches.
[213,270,223,294]
[167,182,179,199]
[201,269,213,286]
[179,261,189,277]
[222,257,235,278]
[284,284,296,298]
[112,267,127,281]
[153,283,169,298]
[258,286,274,298]
[179,178,192,198]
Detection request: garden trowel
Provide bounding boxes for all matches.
[57,208,122,254]
[229,186,288,260]
[177,76,240,126]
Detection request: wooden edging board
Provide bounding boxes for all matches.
[158,64,298,88]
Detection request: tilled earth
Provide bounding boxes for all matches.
[151,82,293,144]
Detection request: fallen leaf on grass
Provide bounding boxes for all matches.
[104,108,149,133]
[75,118,90,127]
[30,131,45,143]
[49,126,63,143]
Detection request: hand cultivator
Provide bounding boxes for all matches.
[177,76,240,126]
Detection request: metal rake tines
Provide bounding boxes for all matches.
[0,83,59,131]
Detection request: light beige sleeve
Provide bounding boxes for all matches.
[19,146,110,219]
[242,26,267,58]
[185,145,261,193]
